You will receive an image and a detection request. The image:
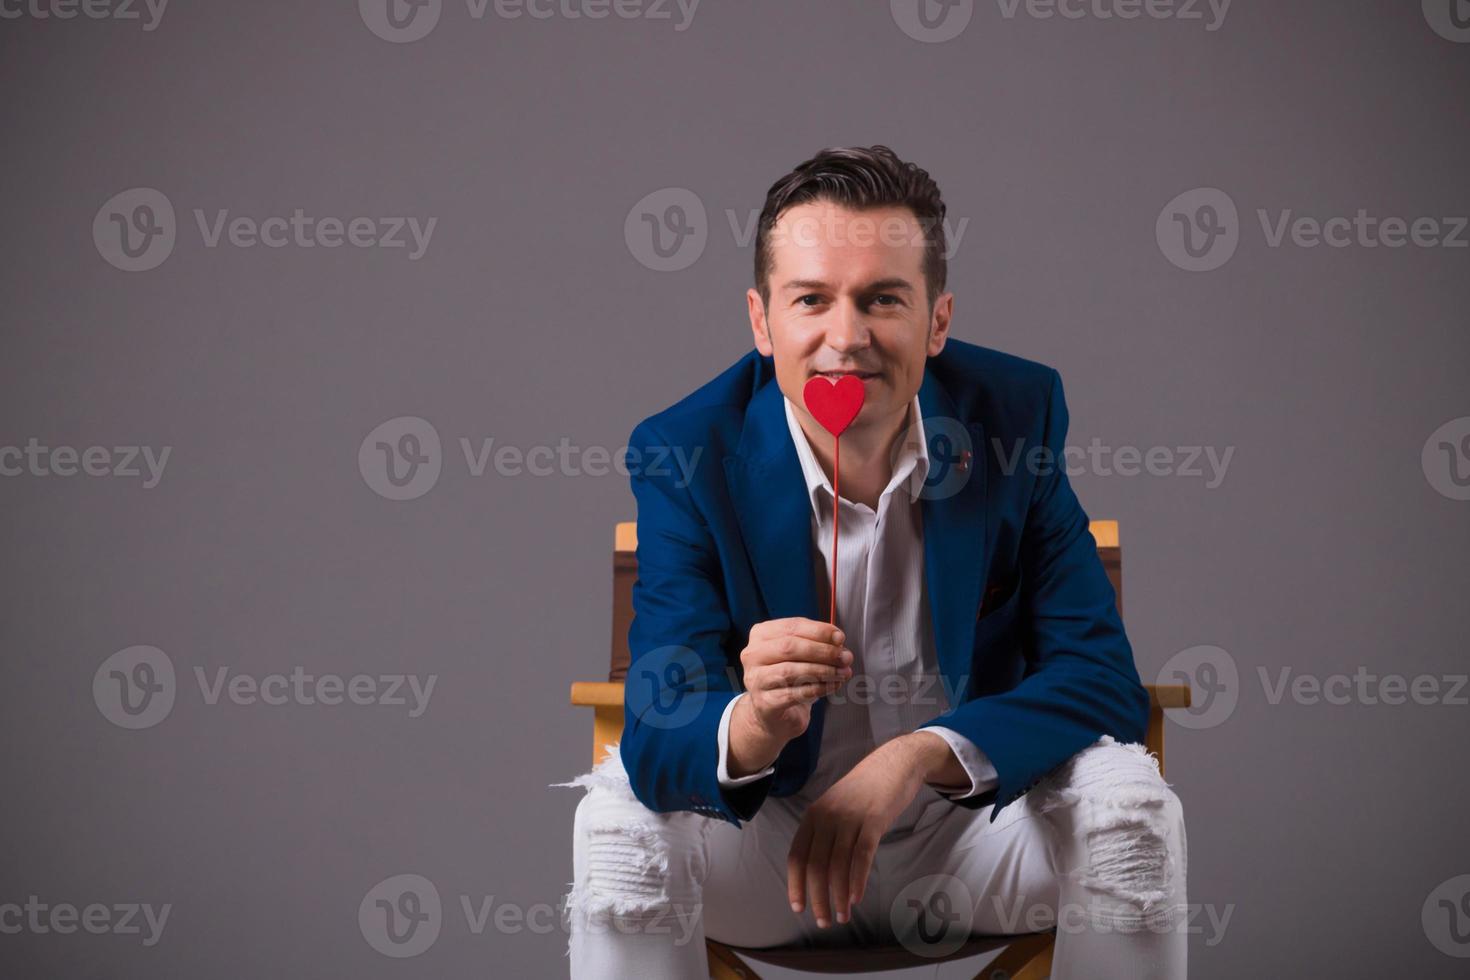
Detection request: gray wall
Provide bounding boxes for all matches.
[2,1,1467,977]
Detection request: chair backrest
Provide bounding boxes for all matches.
[607,520,1123,682]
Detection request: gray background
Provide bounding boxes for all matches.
[2,1,1468,977]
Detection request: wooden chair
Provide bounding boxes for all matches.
[570,520,1191,979]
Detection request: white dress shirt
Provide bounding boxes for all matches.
[715,392,1000,829]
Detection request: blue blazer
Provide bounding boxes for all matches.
[619,338,1149,827]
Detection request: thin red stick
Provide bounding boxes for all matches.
[829,434,840,626]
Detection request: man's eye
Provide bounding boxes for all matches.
[871,295,900,307]
[797,294,825,306]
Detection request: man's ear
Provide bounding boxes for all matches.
[926,291,954,356]
[747,287,774,356]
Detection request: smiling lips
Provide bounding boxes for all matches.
[813,370,880,382]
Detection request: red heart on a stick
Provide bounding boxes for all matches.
[803,374,866,438]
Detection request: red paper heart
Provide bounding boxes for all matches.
[803,374,866,438]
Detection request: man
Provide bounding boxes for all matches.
[559,146,1188,978]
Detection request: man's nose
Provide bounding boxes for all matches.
[825,300,869,353]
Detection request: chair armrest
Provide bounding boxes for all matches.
[570,681,625,707]
[570,682,627,765]
[568,683,1193,772]
[1148,683,1191,709]
[571,682,1188,708]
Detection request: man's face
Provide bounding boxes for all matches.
[748,200,952,439]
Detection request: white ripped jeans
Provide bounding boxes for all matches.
[555,735,1188,979]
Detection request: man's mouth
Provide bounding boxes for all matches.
[812,370,880,382]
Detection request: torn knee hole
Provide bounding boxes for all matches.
[570,820,675,924]
[1083,817,1172,910]
[1038,777,1180,915]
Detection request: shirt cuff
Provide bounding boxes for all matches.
[717,692,777,788]
[922,726,999,799]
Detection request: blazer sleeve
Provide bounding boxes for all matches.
[618,418,772,827]
[916,367,1150,822]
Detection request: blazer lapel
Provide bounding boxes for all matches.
[724,376,820,623]
[724,372,827,771]
[918,370,990,702]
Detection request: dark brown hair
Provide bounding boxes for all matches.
[753,145,948,312]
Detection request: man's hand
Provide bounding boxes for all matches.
[728,618,853,778]
[787,732,961,927]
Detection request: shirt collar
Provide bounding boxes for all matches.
[782,392,930,518]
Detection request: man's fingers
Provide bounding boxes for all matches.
[805,827,836,928]
[750,662,851,692]
[748,635,851,669]
[847,833,878,911]
[827,826,860,924]
[787,821,813,914]
[752,618,845,648]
